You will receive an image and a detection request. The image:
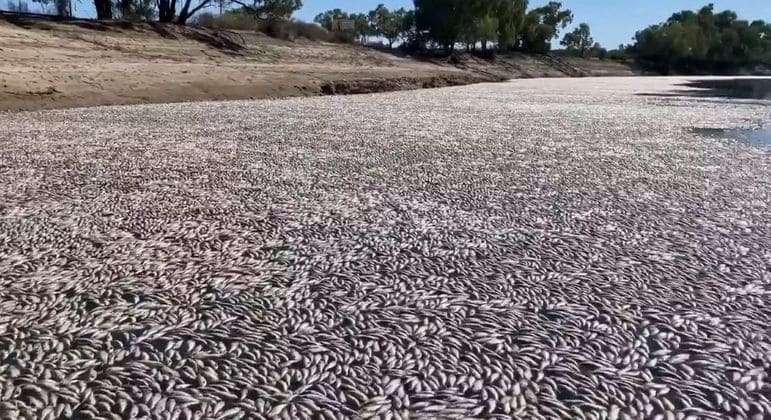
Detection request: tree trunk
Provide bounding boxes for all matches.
[177,0,210,25]
[177,0,191,24]
[120,0,131,19]
[158,0,176,23]
[55,0,71,16]
[94,0,112,19]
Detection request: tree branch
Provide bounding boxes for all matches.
[184,0,212,19]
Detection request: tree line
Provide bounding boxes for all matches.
[315,1,590,55]
[5,0,768,73]
[313,1,769,71]
[13,0,301,24]
[628,4,770,74]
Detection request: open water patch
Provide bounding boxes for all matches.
[683,78,771,100]
[639,78,771,101]
[692,125,771,148]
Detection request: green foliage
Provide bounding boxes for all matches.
[194,9,261,30]
[414,0,541,52]
[314,8,348,31]
[590,42,608,59]
[631,4,771,73]
[414,0,464,49]
[496,0,528,50]
[522,1,573,53]
[116,0,155,21]
[315,4,415,48]
[316,0,574,53]
[398,9,417,45]
[229,0,302,20]
[608,45,629,61]
[350,13,371,43]
[561,23,593,56]
[369,4,395,47]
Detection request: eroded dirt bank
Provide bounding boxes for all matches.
[0,16,636,111]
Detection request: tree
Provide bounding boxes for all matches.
[117,0,156,21]
[316,0,586,54]
[229,0,301,20]
[94,0,112,19]
[414,0,512,52]
[31,0,70,16]
[314,8,348,31]
[497,0,529,50]
[158,0,212,24]
[398,9,417,46]
[159,0,299,25]
[522,1,573,53]
[630,4,770,74]
[414,0,465,51]
[369,4,400,48]
[6,0,30,12]
[455,0,499,52]
[590,42,607,59]
[561,23,593,57]
[478,14,499,51]
[350,12,371,44]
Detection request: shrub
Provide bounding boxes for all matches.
[291,20,333,41]
[263,19,351,43]
[193,11,262,31]
[192,11,349,44]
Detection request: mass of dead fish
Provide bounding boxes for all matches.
[0,77,769,419]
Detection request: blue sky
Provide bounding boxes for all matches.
[294,0,771,48]
[35,0,771,48]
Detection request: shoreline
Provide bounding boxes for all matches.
[0,17,635,113]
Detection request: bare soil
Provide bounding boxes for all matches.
[0,16,637,111]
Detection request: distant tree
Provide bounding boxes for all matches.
[314,8,374,43]
[94,0,112,19]
[229,0,300,20]
[415,0,514,52]
[608,47,629,60]
[561,23,593,57]
[478,14,498,51]
[522,1,573,53]
[116,0,155,20]
[31,0,69,16]
[456,0,499,52]
[414,0,465,51]
[630,4,770,73]
[313,8,348,31]
[164,0,212,24]
[590,42,607,59]
[158,0,299,25]
[496,0,529,50]
[398,9,417,46]
[369,4,399,48]
[312,0,589,54]
[350,12,371,44]
[6,0,29,12]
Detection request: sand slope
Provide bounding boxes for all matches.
[0,16,636,111]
